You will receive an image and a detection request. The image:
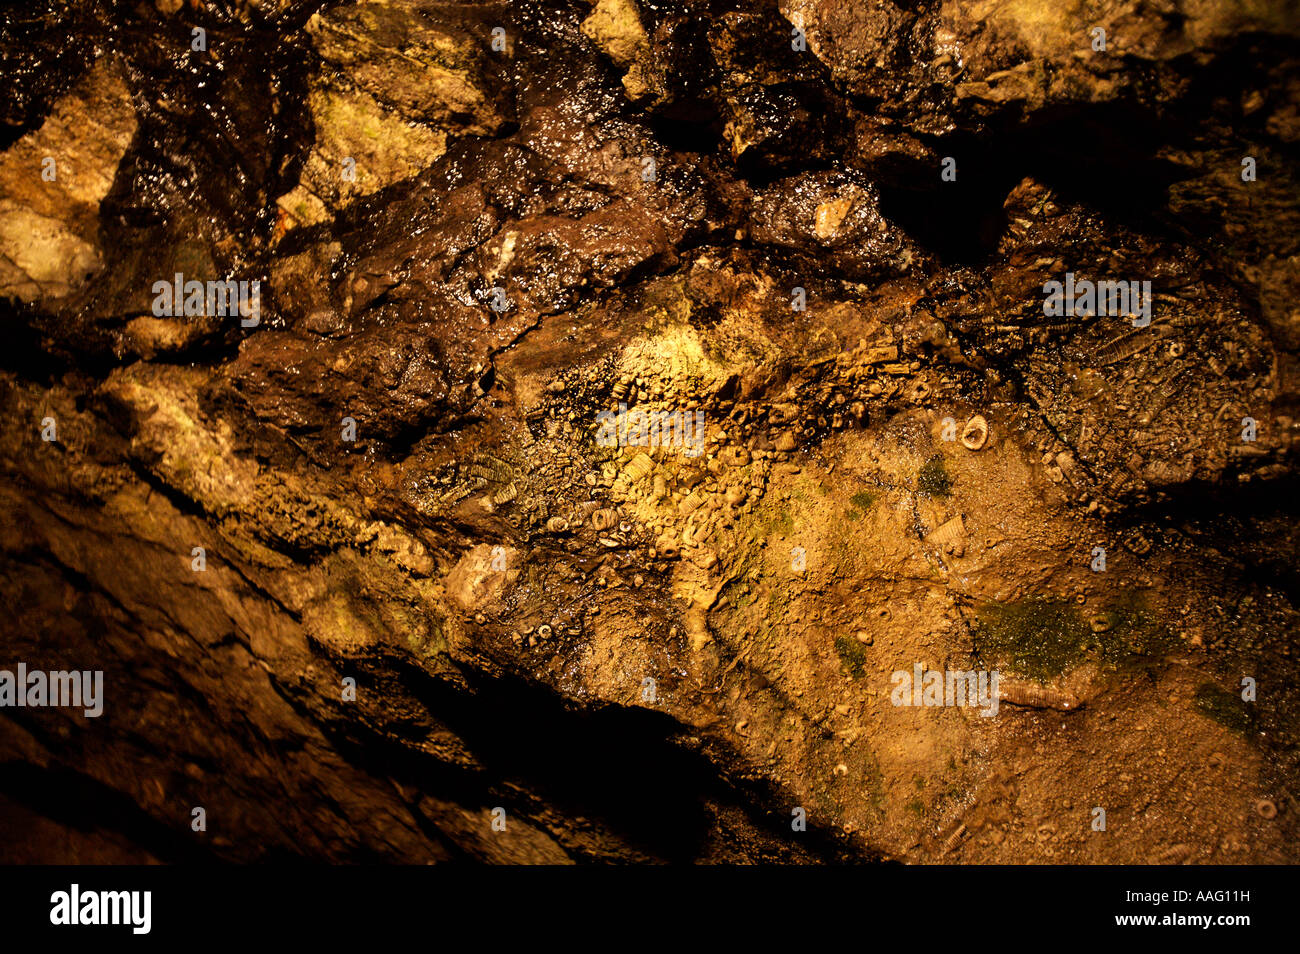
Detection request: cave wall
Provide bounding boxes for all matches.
[1,0,1298,863]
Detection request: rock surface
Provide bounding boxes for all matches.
[1,0,1298,863]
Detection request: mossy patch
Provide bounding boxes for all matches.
[768,506,795,536]
[1097,591,1177,666]
[1193,682,1252,733]
[975,591,1175,681]
[862,752,886,813]
[917,455,952,497]
[847,489,876,520]
[834,634,867,678]
[744,495,794,537]
[973,597,1091,680]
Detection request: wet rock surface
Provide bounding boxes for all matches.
[1,0,1298,863]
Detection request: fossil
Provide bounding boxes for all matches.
[960,415,989,451]
[997,681,1083,712]
[1,0,1295,872]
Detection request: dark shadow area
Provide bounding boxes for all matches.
[312,653,864,864]
[1107,471,1300,605]
[878,102,1192,264]
[0,759,221,864]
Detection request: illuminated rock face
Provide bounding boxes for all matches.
[0,0,1297,864]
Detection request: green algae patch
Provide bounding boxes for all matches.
[1193,682,1252,733]
[917,455,952,497]
[862,752,886,813]
[975,591,1177,681]
[847,489,876,521]
[973,597,1090,680]
[766,504,795,536]
[834,634,867,678]
[1096,591,1177,667]
[851,490,876,509]
[739,491,795,538]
